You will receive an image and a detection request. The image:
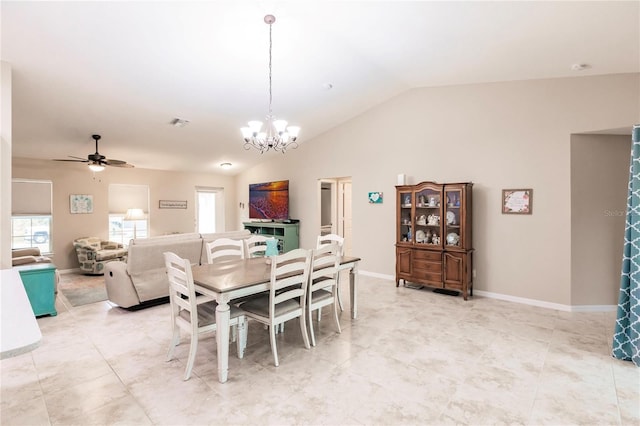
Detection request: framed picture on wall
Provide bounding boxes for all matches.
[70,194,93,214]
[368,192,383,204]
[502,189,532,214]
[159,200,187,209]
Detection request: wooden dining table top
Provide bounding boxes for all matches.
[191,255,361,294]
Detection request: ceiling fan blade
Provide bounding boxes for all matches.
[68,155,88,161]
[53,159,89,163]
[105,159,134,168]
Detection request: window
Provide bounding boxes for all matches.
[11,180,53,253]
[108,214,148,244]
[196,187,224,233]
[108,184,149,245]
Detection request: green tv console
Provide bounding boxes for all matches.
[243,222,299,253]
[15,263,57,317]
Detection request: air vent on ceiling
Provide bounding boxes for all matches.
[170,118,190,127]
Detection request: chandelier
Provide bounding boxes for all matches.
[241,15,300,154]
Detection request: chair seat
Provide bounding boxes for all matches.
[310,288,332,303]
[241,295,301,318]
[95,248,128,261]
[179,301,245,326]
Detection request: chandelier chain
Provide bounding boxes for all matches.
[268,22,273,116]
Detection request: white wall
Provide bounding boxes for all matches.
[1,62,12,269]
[236,73,640,306]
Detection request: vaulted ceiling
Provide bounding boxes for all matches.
[3,1,638,174]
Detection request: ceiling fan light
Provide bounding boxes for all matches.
[88,163,105,172]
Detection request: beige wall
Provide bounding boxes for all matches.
[11,158,239,270]
[236,73,640,306]
[571,134,629,305]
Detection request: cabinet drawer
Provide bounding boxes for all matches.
[415,271,442,283]
[413,260,442,273]
[412,250,441,261]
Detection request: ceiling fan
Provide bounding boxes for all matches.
[54,134,134,171]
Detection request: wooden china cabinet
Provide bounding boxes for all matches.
[395,181,474,300]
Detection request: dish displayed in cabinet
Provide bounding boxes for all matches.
[446,211,456,225]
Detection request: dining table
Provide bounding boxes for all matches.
[191,255,361,383]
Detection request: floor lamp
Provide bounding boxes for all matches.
[124,208,146,240]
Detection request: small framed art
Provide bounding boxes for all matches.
[70,194,93,214]
[368,192,383,204]
[502,189,532,214]
[159,200,187,209]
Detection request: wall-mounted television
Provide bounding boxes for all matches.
[249,180,289,220]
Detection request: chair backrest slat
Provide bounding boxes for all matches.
[316,234,344,256]
[164,251,198,328]
[309,243,341,294]
[269,248,312,313]
[244,235,273,258]
[205,238,244,263]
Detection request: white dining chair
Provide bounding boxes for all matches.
[317,234,345,253]
[239,248,312,366]
[244,235,272,258]
[205,238,244,264]
[307,243,342,346]
[164,251,248,380]
[316,233,345,314]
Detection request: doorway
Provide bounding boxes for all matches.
[318,177,352,255]
[195,187,224,233]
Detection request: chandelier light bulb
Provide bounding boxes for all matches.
[273,120,288,133]
[287,126,300,139]
[241,127,252,139]
[248,121,263,133]
[241,15,300,154]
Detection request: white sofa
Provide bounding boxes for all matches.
[104,230,251,308]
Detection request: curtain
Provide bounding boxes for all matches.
[612,124,640,366]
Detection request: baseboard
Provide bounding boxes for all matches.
[473,290,617,312]
[360,271,617,312]
[359,270,394,280]
[57,268,83,275]
[569,304,617,313]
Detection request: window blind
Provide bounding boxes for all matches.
[12,180,53,215]
[108,184,149,214]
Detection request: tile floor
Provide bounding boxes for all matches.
[1,272,639,426]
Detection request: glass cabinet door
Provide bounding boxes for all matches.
[414,185,442,246]
[444,188,462,248]
[398,190,413,243]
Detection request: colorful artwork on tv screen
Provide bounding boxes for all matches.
[249,180,289,220]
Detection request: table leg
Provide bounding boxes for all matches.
[349,263,358,319]
[215,300,230,383]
